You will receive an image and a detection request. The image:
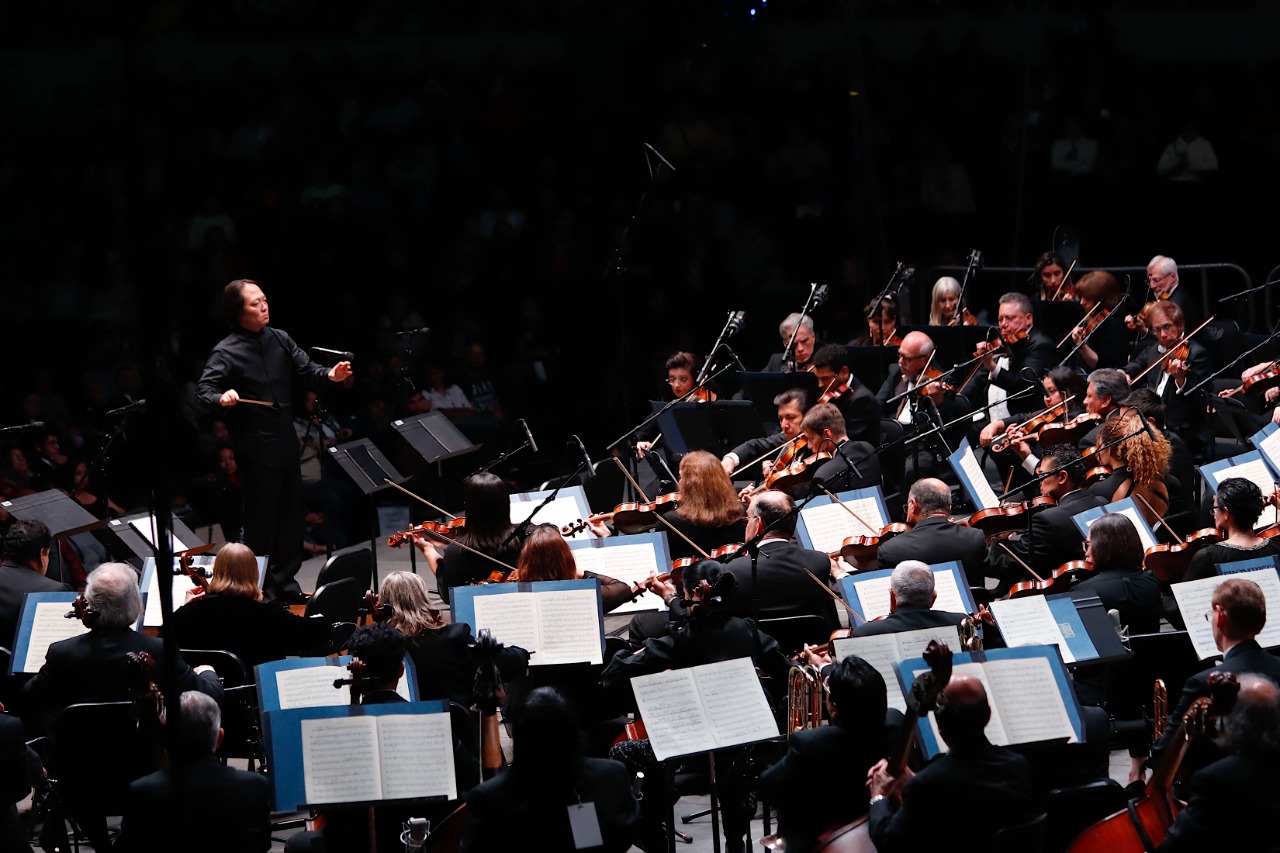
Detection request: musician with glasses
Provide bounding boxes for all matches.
[1122,300,1211,461]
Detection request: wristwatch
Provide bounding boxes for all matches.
[868,795,886,807]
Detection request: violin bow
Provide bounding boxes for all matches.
[382,478,459,520]
[996,541,1045,583]
[803,568,866,624]
[607,456,712,560]
[1134,492,1180,542]
[611,455,652,503]
[732,435,801,478]
[816,485,879,536]
[1057,301,1101,348]
[405,522,518,574]
[1131,315,1216,384]
[1050,257,1078,301]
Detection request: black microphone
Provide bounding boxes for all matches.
[106,400,145,417]
[1020,367,1041,382]
[643,142,676,172]
[812,284,830,308]
[717,343,749,375]
[518,419,539,454]
[569,435,593,474]
[395,327,431,337]
[726,310,745,337]
[311,346,355,361]
[1139,414,1157,442]
[832,440,864,483]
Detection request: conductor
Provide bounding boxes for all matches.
[196,280,352,603]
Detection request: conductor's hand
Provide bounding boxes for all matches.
[328,361,353,383]
[219,389,240,407]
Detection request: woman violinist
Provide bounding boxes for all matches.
[657,450,748,562]
[411,472,522,604]
[1184,478,1280,584]
[1033,250,1073,302]
[510,524,637,613]
[1086,407,1172,526]
[980,366,1086,469]
[1068,270,1130,370]
[866,293,904,347]
[635,351,716,456]
[928,276,974,327]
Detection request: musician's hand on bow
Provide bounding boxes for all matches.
[975,340,999,373]
[979,420,1006,448]
[829,555,849,580]
[635,441,653,458]
[720,456,736,475]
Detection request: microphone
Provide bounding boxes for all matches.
[0,420,46,436]
[717,343,748,375]
[1019,367,1041,382]
[832,440,865,483]
[106,400,145,417]
[395,327,431,337]
[1139,414,1157,442]
[569,435,594,475]
[1107,609,1122,632]
[312,346,355,361]
[518,419,539,454]
[632,772,646,801]
[726,310,745,337]
[812,284,830,309]
[643,143,676,172]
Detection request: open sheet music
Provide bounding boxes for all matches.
[139,555,267,628]
[265,702,456,810]
[898,646,1081,758]
[10,593,92,674]
[126,516,192,553]
[838,562,974,622]
[832,625,962,713]
[796,487,889,556]
[1200,449,1280,532]
[989,596,1077,664]
[569,532,671,615]
[948,438,1000,511]
[630,656,779,761]
[1070,497,1158,552]
[1171,568,1280,659]
[454,579,605,666]
[257,657,416,712]
[509,486,594,540]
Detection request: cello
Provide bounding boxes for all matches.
[1068,671,1239,852]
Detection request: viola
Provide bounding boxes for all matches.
[965,496,1056,540]
[818,383,850,405]
[1142,528,1224,583]
[1034,412,1102,449]
[386,518,466,547]
[988,401,1075,454]
[838,523,912,566]
[1006,559,1097,599]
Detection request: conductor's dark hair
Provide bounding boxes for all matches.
[1216,477,1265,531]
[222,279,258,326]
[828,656,888,732]
[811,344,851,374]
[512,686,582,783]
[1042,444,1085,488]
[348,623,407,683]
[3,519,51,564]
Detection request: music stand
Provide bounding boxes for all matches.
[738,372,819,427]
[1,490,106,585]
[392,412,481,465]
[1033,300,1085,351]
[845,346,898,396]
[106,512,206,563]
[327,439,407,592]
[651,400,764,458]
[909,325,996,372]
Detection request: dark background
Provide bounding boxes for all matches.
[3,0,1279,520]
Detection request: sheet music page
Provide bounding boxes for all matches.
[799,498,886,555]
[1220,459,1278,530]
[22,602,91,672]
[917,662,1009,752]
[1256,427,1280,485]
[833,633,910,713]
[533,590,604,665]
[510,497,587,539]
[958,447,1000,510]
[275,666,348,709]
[930,570,969,614]
[894,625,964,661]
[694,657,780,749]
[143,571,200,628]
[376,713,458,801]
[1172,569,1280,659]
[301,716,382,804]
[851,575,894,621]
[989,597,1075,663]
[631,668,717,761]
[395,670,412,701]
[471,593,540,657]
[128,516,191,553]
[572,542,665,614]
[983,656,1077,746]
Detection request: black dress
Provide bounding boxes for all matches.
[164,593,332,668]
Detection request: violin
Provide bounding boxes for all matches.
[965,496,1056,540]
[1126,301,1157,330]
[838,523,912,567]
[670,543,742,576]
[988,400,1075,454]
[1142,528,1224,583]
[948,306,978,327]
[178,552,209,593]
[1034,412,1102,449]
[765,451,833,494]
[818,382,850,405]
[1162,344,1191,375]
[1006,559,1097,599]
[1221,361,1280,399]
[386,518,466,547]
[688,386,717,403]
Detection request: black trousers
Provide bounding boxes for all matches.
[241,461,305,598]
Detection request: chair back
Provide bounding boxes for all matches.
[757,614,832,657]
[878,418,907,505]
[987,811,1047,853]
[316,548,374,592]
[1044,779,1127,853]
[305,578,365,624]
[180,650,262,765]
[53,701,150,818]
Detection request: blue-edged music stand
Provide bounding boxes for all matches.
[1071,497,1160,552]
[567,531,672,615]
[451,578,605,667]
[837,561,976,624]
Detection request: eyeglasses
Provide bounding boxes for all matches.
[1146,273,1171,285]
[900,352,927,361]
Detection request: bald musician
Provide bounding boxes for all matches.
[874,480,986,584]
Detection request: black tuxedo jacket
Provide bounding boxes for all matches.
[0,561,69,651]
[718,540,838,631]
[164,593,331,668]
[795,440,881,500]
[831,382,880,445]
[875,516,987,584]
[851,604,967,638]
[1124,339,1211,447]
[115,756,271,853]
[992,489,1106,577]
[1159,752,1280,853]
[968,326,1057,418]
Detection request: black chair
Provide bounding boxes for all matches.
[315,548,374,592]
[180,649,263,769]
[757,615,831,658]
[304,577,365,624]
[987,812,1047,853]
[51,701,153,852]
[878,418,907,506]
[1043,779,1127,853]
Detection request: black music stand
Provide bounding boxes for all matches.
[106,512,206,563]
[393,411,481,466]
[651,400,764,458]
[1033,300,1086,351]
[327,438,407,592]
[844,346,898,396]
[0,490,106,585]
[909,324,997,371]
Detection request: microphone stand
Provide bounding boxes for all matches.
[1057,294,1129,367]
[501,456,589,550]
[605,363,736,455]
[1178,320,1280,398]
[1217,275,1280,304]
[472,427,534,476]
[897,385,1039,451]
[695,311,746,388]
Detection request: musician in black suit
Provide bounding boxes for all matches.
[867,674,1037,851]
[719,388,809,479]
[1123,299,1211,460]
[21,563,224,732]
[0,707,41,853]
[876,479,986,583]
[0,520,69,650]
[986,445,1106,592]
[852,561,968,638]
[1134,255,1201,333]
[968,292,1057,420]
[798,403,881,497]
[1158,674,1280,853]
[1149,578,1280,778]
[762,312,819,373]
[758,657,898,852]
[876,331,968,480]
[811,344,879,445]
[710,491,838,631]
[115,691,271,853]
